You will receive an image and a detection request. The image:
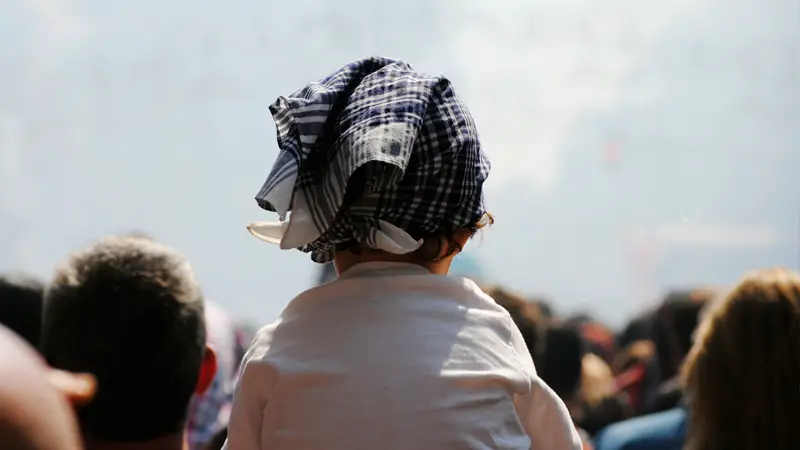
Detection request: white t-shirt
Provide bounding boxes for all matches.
[224,262,581,450]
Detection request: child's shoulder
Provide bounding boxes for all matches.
[273,271,512,325]
[448,276,513,314]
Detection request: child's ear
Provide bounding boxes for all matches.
[47,369,96,407]
[195,345,218,395]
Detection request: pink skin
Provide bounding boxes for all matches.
[0,326,84,450]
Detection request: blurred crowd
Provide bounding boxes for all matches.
[2,233,799,450]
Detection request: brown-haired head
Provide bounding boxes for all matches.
[682,268,800,450]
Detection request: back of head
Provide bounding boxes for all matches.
[41,235,206,443]
[682,269,800,450]
[0,273,45,347]
[653,288,713,380]
[0,325,82,450]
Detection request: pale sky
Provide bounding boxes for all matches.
[1,0,798,327]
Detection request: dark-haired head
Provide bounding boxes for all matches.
[41,235,217,445]
[616,311,656,350]
[539,324,585,402]
[653,288,715,381]
[0,273,45,348]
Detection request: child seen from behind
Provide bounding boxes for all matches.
[224,57,581,450]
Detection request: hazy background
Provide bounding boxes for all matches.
[1,0,798,327]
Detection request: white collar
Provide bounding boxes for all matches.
[338,261,431,280]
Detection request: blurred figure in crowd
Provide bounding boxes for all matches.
[576,353,633,436]
[530,297,555,320]
[645,288,714,414]
[593,407,687,450]
[233,322,257,368]
[593,298,699,450]
[682,269,800,450]
[612,340,659,415]
[489,289,596,449]
[565,315,616,366]
[188,301,238,450]
[41,235,217,450]
[535,322,632,437]
[0,272,45,347]
[616,311,655,351]
[595,271,798,450]
[0,324,93,450]
[580,354,615,412]
[539,324,585,411]
[612,340,655,376]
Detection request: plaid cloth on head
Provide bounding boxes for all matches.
[247,56,490,263]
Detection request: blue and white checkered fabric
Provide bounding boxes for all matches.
[253,56,490,263]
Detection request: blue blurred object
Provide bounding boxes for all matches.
[593,408,687,450]
[449,253,487,285]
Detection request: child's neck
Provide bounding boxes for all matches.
[333,251,454,277]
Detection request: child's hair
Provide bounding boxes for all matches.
[336,213,494,263]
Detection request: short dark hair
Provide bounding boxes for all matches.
[653,288,712,380]
[0,273,45,348]
[41,235,206,442]
[539,324,585,400]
